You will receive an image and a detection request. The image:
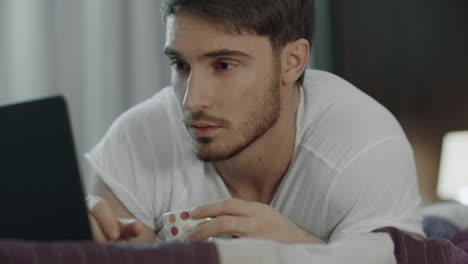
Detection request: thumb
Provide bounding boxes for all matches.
[118,218,144,239]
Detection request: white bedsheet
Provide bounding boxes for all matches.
[215,232,396,264]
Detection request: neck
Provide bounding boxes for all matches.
[213,84,301,204]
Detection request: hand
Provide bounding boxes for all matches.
[186,198,325,244]
[86,195,144,243]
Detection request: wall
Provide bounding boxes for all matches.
[331,0,468,205]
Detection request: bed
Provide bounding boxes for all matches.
[1,202,467,264]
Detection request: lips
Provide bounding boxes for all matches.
[190,123,221,137]
[191,122,216,128]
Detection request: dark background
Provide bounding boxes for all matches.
[324,0,468,204]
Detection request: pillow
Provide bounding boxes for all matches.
[421,202,468,231]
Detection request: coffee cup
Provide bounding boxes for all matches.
[159,209,212,242]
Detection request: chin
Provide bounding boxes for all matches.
[193,140,245,162]
[194,146,232,162]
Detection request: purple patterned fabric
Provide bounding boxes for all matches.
[374,227,468,264]
[451,229,468,254]
[0,240,219,264]
[3,228,468,263]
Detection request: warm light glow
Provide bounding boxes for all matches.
[437,131,468,205]
[458,187,468,205]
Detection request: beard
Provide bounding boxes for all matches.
[184,71,281,162]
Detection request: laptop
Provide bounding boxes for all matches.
[0,96,93,241]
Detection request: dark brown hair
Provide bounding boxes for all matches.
[161,0,315,85]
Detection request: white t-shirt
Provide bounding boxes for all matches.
[86,69,423,263]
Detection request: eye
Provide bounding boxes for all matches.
[214,62,235,71]
[170,59,190,72]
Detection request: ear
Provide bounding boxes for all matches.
[280,38,310,86]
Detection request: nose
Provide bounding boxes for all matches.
[182,70,214,112]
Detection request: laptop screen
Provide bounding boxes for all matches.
[0,96,92,241]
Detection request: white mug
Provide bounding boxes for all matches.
[159,209,213,242]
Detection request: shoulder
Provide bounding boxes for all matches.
[103,86,186,143]
[97,86,187,158]
[113,87,178,130]
[299,70,409,172]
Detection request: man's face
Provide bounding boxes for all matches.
[165,12,282,162]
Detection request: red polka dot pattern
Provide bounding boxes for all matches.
[168,214,176,223]
[171,226,179,236]
[180,211,190,220]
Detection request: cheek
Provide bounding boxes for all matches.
[222,86,264,126]
[233,78,272,111]
[220,67,273,113]
[224,70,267,102]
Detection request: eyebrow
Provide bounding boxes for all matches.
[164,47,252,60]
[164,48,185,59]
[202,49,251,59]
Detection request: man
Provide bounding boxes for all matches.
[87,0,423,262]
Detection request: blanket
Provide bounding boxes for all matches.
[2,228,468,263]
[0,240,218,264]
[375,227,468,264]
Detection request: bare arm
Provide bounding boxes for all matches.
[88,175,155,243]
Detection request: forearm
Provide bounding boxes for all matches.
[89,176,156,243]
[296,230,326,244]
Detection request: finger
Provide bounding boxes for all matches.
[85,195,104,211]
[89,214,107,243]
[187,215,250,240]
[191,198,264,219]
[118,218,144,239]
[87,197,120,241]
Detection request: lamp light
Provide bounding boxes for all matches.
[437,131,468,205]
